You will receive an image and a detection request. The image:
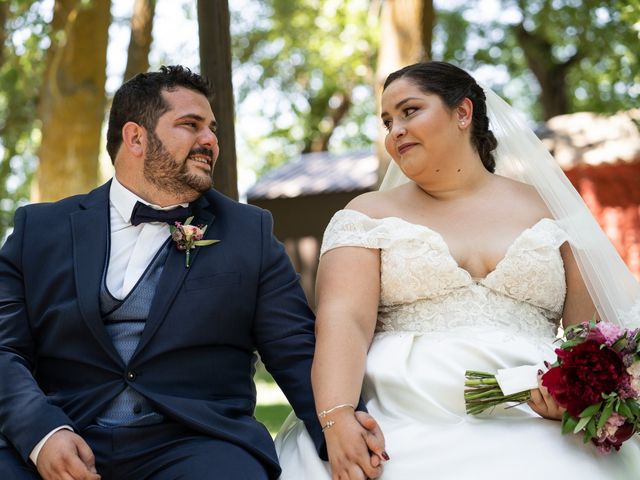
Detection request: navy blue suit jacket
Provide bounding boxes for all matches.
[0,182,324,478]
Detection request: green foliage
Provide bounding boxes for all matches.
[432,7,471,64]
[254,403,292,436]
[457,0,640,119]
[254,358,292,436]
[231,0,378,174]
[0,0,49,239]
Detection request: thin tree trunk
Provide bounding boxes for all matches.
[375,0,435,182]
[123,0,156,81]
[421,0,435,61]
[0,0,9,219]
[0,2,8,67]
[34,0,111,202]
[197,0,238,200]
[514,23,581,119]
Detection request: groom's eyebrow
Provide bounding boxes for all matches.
[177,113,217,131]
[177,113,206,122]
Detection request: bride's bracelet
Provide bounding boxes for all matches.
[317,403,355,419]
[321,420,336,433]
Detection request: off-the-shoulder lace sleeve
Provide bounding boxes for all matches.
[517,218,569,252]
[320,210,394,256]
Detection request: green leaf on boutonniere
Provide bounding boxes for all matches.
[195,239,220,246]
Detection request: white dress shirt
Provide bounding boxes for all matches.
[107,176,182,299]
[30,177,187,465]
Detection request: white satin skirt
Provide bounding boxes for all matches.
[275,330,640,479]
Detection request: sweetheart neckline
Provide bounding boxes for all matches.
[340,209,558,283]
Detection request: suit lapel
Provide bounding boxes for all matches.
[70,182,123,365]
[134,194,216,357]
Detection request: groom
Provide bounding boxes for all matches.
[0,66,383,479]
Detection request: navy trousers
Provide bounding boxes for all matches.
[0,422,269,480]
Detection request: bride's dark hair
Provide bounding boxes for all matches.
[383,61,498,173]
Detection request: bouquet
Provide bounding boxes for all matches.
[464,320,640,453]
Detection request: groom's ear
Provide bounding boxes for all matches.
[121,121,147,158]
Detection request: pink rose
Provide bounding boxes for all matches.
[591,322,624,346]
[171,230,184,243]
[181,224,202,240]
[594,415,635,454]
[627,361,640,395]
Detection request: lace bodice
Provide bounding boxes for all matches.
[321,209,569,339]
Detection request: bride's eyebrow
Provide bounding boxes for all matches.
[381,97,421,117]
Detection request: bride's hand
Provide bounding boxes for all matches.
[323,409,386,479]
[528,371,566,420]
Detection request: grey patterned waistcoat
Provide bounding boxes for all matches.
[95,243,169,426]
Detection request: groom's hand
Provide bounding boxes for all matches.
[37,430,101,480]
[354,411,388,467]
[324,410,387,479]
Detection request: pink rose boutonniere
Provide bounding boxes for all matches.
[170,216,219,268]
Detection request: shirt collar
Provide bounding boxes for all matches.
[109,176,189,225]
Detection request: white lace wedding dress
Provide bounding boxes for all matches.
[275,209,640,479]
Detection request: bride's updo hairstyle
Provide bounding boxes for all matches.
[383,61,498,173]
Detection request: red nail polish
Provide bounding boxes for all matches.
[537,369,543,375]
[382,451,390,461]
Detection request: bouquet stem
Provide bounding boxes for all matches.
[464,370,532,415]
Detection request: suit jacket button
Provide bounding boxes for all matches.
[126,371,136,381]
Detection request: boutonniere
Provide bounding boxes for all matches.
[170,216,220,268]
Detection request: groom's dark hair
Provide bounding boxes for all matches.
[106,65,213,163]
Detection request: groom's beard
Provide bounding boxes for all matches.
[143,132,214,196]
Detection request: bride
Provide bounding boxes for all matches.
[275,61,640,479]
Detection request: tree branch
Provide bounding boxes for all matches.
[309,91,352,153]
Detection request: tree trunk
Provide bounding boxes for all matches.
[375,0,435,182]
[34,0,111,202]
[421,0,435,61]
[123,0,156,81]
[514,23,580,119]
[0,0,9,222]
[0,2,8,67]
[197,0,238,201]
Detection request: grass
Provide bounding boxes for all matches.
[254,359,293,436]
[255,403,293,436]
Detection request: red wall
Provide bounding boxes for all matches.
[565,162,640,280]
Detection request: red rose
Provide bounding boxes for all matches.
[541,340,626,417]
